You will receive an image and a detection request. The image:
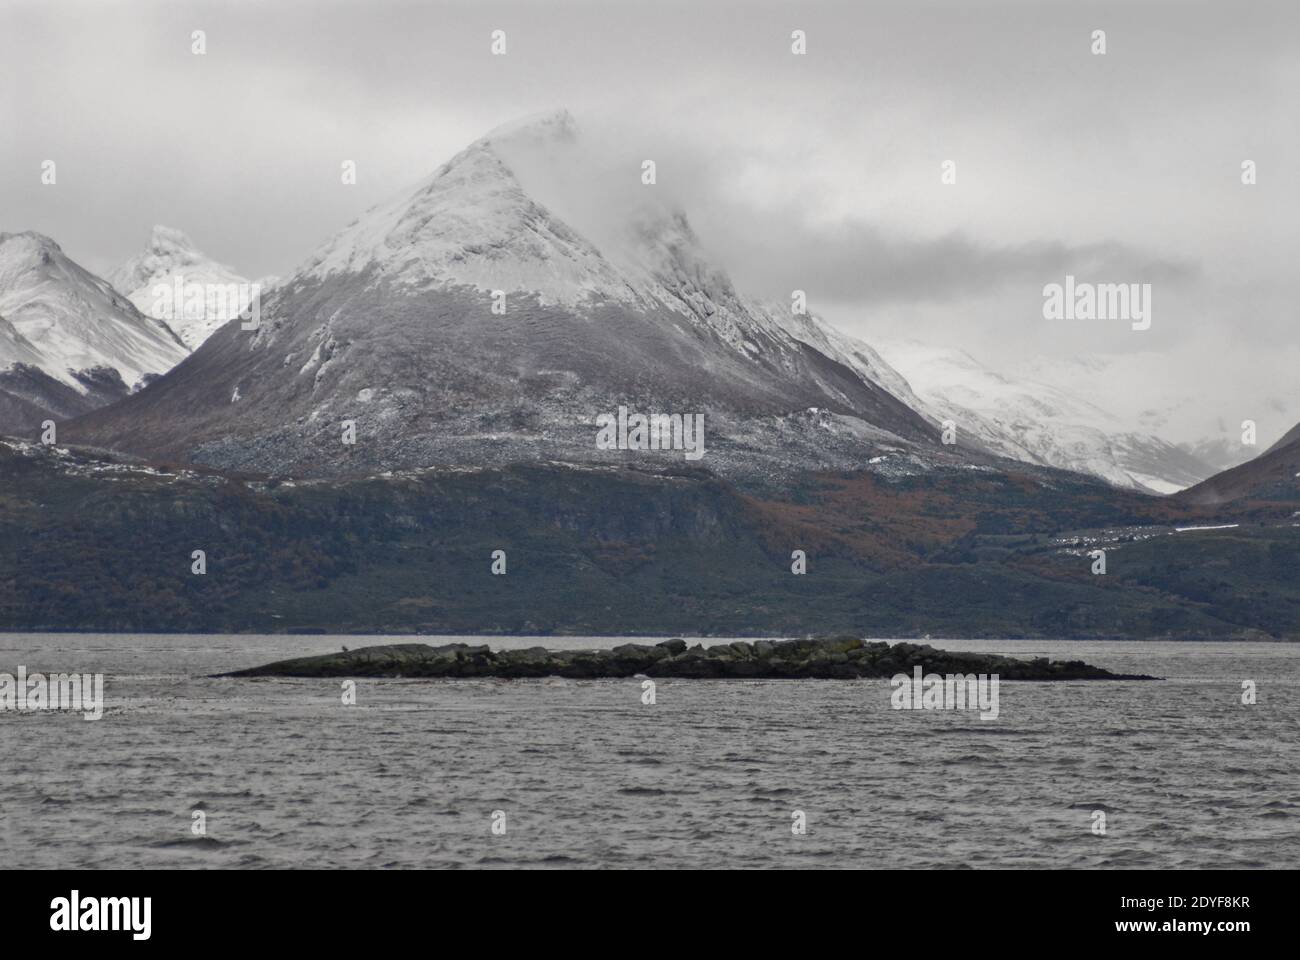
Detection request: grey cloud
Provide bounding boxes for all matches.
[710,215,1200,305]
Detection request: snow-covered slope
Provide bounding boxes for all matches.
[871,338,1216,493]
[302,111,641,308]
[67,110,1214,494]
[68,111,944,478]
[754,302,940,429]
[35,113,1217,495]
[0,231,189,434]
[0,310,47,370]
[110,225,262,350]
[1015,352,1298,477]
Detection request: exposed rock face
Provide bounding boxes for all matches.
[222,636,1154,680]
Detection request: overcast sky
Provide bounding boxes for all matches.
[2,0,1296,444]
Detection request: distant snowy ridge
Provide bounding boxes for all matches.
[111,225,263,350]
[871,337,1217,493]
[0,231,187,391]
[0,231,191,434]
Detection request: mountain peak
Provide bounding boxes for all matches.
[0,231,64,272]
[0,230,60,247]
[297,110,631,303]
[145,224,200,257]
[0,230,188,419]
[0,232,86,297]
[117,224,216,280]
[109,226,251,350]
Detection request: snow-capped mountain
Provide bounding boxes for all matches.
[67,111,945,478]
[0,231,189,434]
[45,114,1221,496]
[110,225,267,350]
[871,338,1216,494]
[1014,352,1297,476]
[66,110,1221,494]
[302,112,634,306]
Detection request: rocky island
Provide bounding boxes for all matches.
[222,636,1156,680]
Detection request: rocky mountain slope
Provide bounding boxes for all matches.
[1177,420,1300,506]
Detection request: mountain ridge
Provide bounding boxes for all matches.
[33,111,1257,499]
[872,337,1218,494]
[64,112,945,478]
[0,231,189,434]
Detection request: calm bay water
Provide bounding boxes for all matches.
[1,634,1296,869]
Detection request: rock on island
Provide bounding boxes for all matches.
[222,636,1156,680]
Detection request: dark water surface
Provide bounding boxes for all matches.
[2,634,1296,869]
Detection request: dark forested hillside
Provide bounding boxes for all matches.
[3,439,1297,638]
